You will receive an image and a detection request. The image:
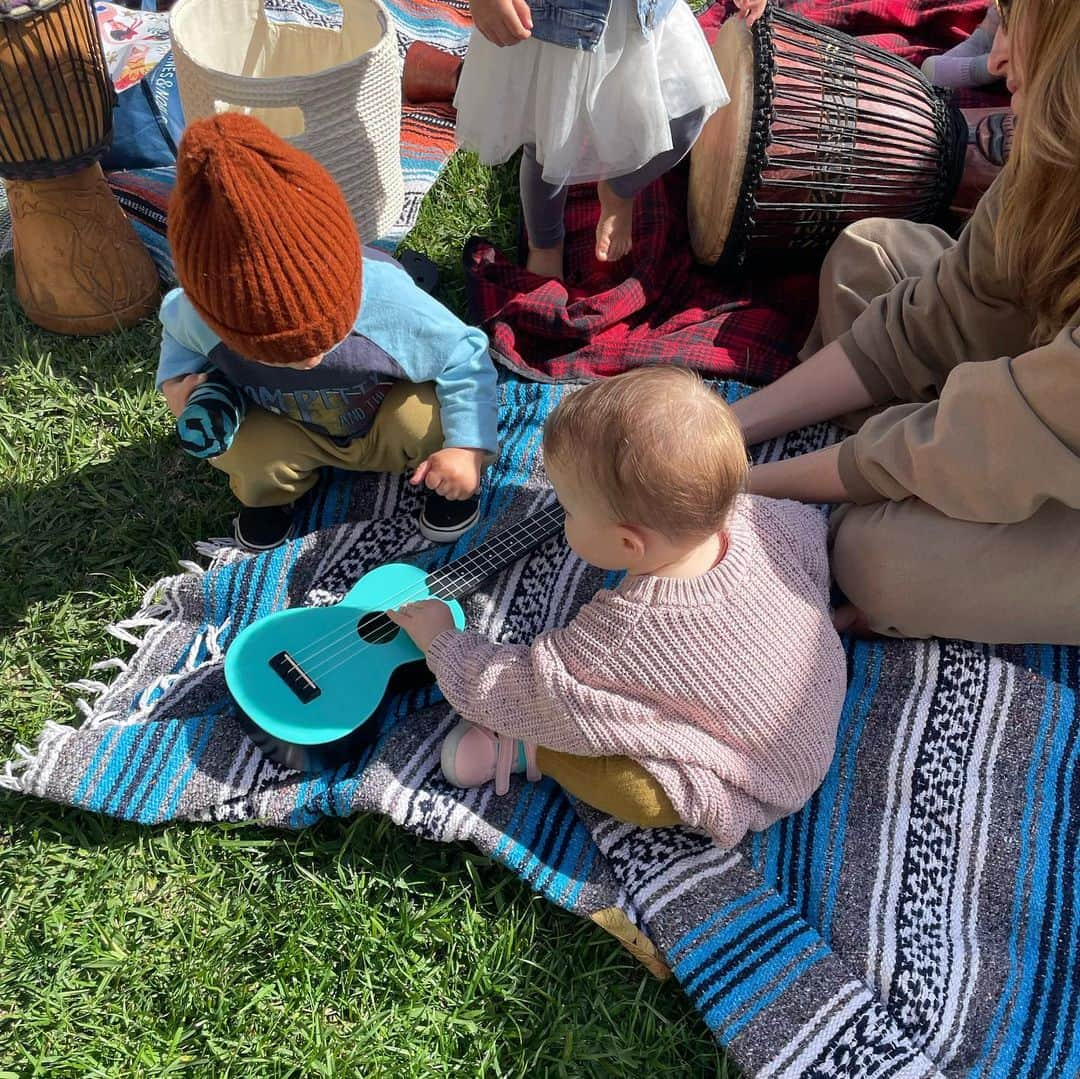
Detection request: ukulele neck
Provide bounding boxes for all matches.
[423,504,565,602]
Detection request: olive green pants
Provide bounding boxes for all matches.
[808,218,1080,644]
[211,381,444,507]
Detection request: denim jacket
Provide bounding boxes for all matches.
[528,0,677,50]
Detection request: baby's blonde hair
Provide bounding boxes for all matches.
[543,367,749,539]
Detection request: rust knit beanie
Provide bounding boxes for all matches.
[169,113,362,365]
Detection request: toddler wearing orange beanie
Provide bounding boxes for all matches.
[157,113,499,550]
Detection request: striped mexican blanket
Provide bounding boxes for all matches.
[3,380,1078,1078]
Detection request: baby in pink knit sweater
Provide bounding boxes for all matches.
[390,368,847,848]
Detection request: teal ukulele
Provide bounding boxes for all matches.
[224,504,565,771]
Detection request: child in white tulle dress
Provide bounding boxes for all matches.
[454,0,766,278]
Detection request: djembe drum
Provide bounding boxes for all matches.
[688,8,966,271]
[0,0,158,334]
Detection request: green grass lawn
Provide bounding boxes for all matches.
[0,154,731,1076]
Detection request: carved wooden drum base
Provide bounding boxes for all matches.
[5,163,159,335]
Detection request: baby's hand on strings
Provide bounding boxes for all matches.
[388,599,457,654]
[469,0,533,46]
[734,0,767,25]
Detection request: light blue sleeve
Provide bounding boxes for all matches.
[357,260,499,454]
[155,288,223,389]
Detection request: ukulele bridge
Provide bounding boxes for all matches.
[269,650,321,704]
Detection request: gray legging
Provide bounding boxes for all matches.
[520,107,708,249]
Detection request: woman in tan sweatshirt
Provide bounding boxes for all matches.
[733,0,1080,644]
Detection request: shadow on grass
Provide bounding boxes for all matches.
[0,436,234,630]
[0,256,236,628]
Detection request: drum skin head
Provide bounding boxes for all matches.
[688,15,755,267]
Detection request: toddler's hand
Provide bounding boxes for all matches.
[410,447,486,500]
[734,0,766,25]
[469,0,532,46]
[161,372,208,419]
[388,599,457,654]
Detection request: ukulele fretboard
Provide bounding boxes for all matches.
[423,503,565,601]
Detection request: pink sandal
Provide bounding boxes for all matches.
[441,720,541,796]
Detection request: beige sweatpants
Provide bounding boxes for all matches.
[211,380,444,507]
[810,218,1080,644]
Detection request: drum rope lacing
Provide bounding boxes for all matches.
[717,6,967,272]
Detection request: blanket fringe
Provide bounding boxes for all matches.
[90,657,129,675]
[0,742,37,791]
[3,548,228,788]
[194,536,244,563]
[65,678,111,698]
[0,719,81,792]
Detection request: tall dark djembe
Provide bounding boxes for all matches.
[689,8,966,272]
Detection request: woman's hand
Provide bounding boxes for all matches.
[161,372,208,419]
[469,0,533,45]
[410,447,486,500]
[734,0,767,25]
[388,599,457,654]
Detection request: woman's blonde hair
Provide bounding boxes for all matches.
[543,367,749,540]
[996,0,1080,343]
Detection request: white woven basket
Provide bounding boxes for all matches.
[169,0,403,242]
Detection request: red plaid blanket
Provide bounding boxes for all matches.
[465,167,819,383]
[465,0,997,384]
[781,0,988,66]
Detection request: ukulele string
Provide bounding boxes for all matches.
[289,509,564,676]
[304,518,563,679]
[283,510,559,667]
[308,576,470,682]
[289,515,558,670]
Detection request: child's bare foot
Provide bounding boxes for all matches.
[526,241,564,280]
[595,181,634,262]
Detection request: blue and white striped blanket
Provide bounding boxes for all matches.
[4,380,1078,1078]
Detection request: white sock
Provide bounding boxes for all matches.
[938,21,995,59]
[922,53,995,89]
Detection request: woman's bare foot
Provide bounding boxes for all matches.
[526,241,564,280]
[595,181,634,262]
[831,603,881,639]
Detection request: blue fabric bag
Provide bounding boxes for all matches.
[102,53,185,171]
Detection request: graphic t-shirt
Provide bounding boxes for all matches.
[203,331,406,442]
[156,248,499,453]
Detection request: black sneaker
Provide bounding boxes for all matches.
[233,504,295,551]
[418,490,481,543]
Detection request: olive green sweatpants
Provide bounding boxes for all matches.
[211,381,444,507]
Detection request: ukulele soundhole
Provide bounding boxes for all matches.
[356,611,399,645]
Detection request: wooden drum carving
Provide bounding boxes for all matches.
[0,0,158,334]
